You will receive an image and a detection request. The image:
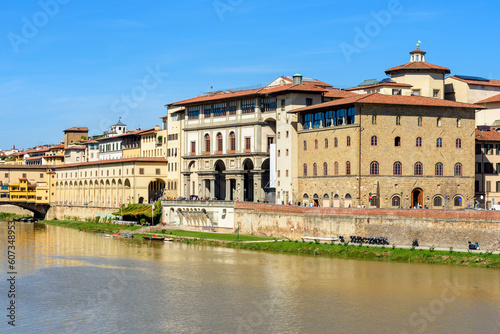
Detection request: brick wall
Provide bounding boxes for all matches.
[234,202,500,249]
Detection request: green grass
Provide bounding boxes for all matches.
[139,229,274,242]
[41,220,143,234]
[0,212,31,221]
[226,241,500,269]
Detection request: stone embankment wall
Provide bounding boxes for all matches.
[46,205,119,221]
[0,205,33,216]
[234,203,500,250]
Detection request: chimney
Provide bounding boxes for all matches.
[155,125,160,130]
[293,73,303,85]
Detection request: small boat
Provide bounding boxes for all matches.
[142,234,166,241]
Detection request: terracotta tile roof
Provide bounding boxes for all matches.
[475,127,500,141]
[475,93,500,104]
[290,93,483,113]
[52,157,167,169]
[50,144,65,150]
[409,47,426,55]
[96,128,155,141]
[65,145,86,150]
[385,62,450,74]
[448,75,500,88]
[139,129,161,135]
[0,165,49,170]
[170,80,332,106]
[82,140,99,144]
[323,89,360,98]
[345,82,413,91]
[24,148,49,154]
[64,126,89,132]
[25,156,44,160]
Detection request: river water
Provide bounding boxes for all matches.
[0,221,499,334]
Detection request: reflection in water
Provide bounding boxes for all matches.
[0,221,499,333]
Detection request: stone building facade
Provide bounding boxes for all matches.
[166,75,355,203]
[293,93,479,209]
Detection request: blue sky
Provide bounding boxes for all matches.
[1,0,499,149]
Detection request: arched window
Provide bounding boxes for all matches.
[347,136,351,146]
[395,136,401,147]
[416,137,422,147]
[454,196,462,207]
[346,161,351,175]
[392,196,400,207]
[436,138,442,148]
[370,161,379,175]
[371,136,377,146]
[313,163,317,176]
[437,117,442,127]
[204,134,210,154]
[315,139,318,149]
[435,162,443,176]
[217,133,223,153]
[323,162,328,176]
[396,116,401,125]
[334,137,338,147]
[334,162,339,175]
[414,162,423,176]
[303,141,307,150]
[454,163,462,176]
[456,138,461,148]
[457,118,461,128]
[418,116,422,126]
[303,164,307,177]
[324,138,328,148]
[393,162,402,175]
[434,196,443,207]
[229,132,236,152]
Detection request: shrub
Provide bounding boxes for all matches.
[429,246,435,252]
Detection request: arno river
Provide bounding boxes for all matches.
[1,222,499,333]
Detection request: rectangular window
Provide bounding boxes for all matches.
[261,98,277,112]
[392,89,402,95]
[286,170,289,177]
[306,98,313,106]
[324,110,332,127]
[372,114,377,124]
[497,181,500,192]
[228,101,237,115]
[40,173,44,178]
[496,145,500,155]
[156,169,160,175]
[278,170,280,177]
[433,90,439,98]
[412,89,421,96]
[191,141,196,156]
[286,149,289,156]
[313,112,323,128]
[485,163,494,173]
[22,173,27,178]
[303,114,311,130]
[245,137,251,152]
[281,99,285,111]
[286,131,289,138]
[204,105,212,118]
[475,180,480,192]
[4,173,8,178]
[139,168,144,175]
[242,99,255,114]
[476,144,482,155]
[213,103,227,117]
[188,106,200,119]
[475,162,481,173]
[486,181,491,192]
[486,144,494,155]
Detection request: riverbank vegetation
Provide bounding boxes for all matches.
[138,229,274,242]
[0,212,31,221]
[39,219,500,269]
[112,202,162,224]
[41,219,142,234]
